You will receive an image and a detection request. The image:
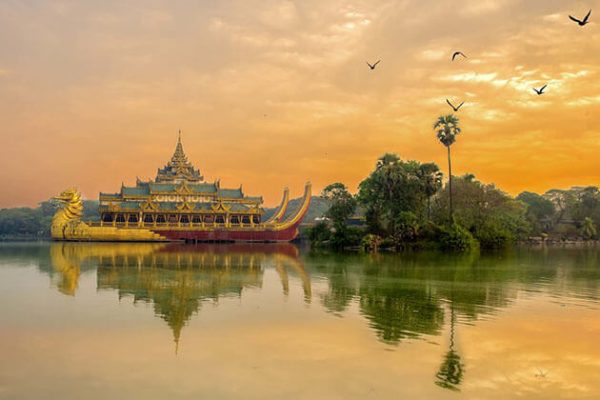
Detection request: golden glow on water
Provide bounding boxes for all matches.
[1,243,600,399]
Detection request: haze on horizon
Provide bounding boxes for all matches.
[1,0,599,208]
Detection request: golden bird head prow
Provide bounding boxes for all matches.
[53,188,80,203]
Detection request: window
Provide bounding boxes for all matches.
[203,215,214,223]
[102,214,113,223]
[180,215,190,224]
[215,215,225,224]
[192,215,202,223]
[230,215,240,224]
[168,214,178,223]
[143,214,154,223]
[252,215,260,224]
[156,215,166,223]
[116,214,125,223]
[128,214,138,223]
[241,216,250,224]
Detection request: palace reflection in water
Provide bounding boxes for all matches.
[47,242,311,349]
[2,242,600,399]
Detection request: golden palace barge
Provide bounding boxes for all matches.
[51,134,311,242]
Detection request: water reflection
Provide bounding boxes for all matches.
[48,242,311,349]
[2,243,600,397]
[435,306,464,391]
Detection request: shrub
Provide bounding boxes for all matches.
[330,227,363,250]
[361,234,383,253]
[308,221,331,245]
[437,222,477,252]
[475,221,513,249]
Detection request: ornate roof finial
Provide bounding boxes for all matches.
[155,132,204,183]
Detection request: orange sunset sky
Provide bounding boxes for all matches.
[1,0,599,208]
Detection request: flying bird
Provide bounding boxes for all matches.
[446,99,465,112]
[533,84,547,95]
[366,60,381,70]
[569,10,592,26]
[452,51,467,61]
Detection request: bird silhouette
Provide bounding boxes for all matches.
[569,10,592,26]
[446,99,465,112]
[452,51,467,61]
[366,60,381,70]
[533,84,547,95]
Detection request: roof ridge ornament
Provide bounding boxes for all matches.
[155,132,204,183]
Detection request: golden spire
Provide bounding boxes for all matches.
[155,131,204,182]
[171,130,187,164]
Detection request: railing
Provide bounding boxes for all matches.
[86,221,261,229]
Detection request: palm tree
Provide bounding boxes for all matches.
[434,114,461,220]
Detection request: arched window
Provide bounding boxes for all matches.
[102,213,113,223]
[156,214,166,223]
[143,214,154,224]
[204,215,214,223]
[128,214,138,223]
[168,214,178,223]
[115,214,125,223]
[252,215,260,224]
[192,215,202,223]
[230,215,240,225]
[241,215,250,224]
[180,215,190,224]
[215,215,225,224]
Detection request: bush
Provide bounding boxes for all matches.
[437,222,477,252]
[308,221,331,245]
[330,227,363,250]
[475,221,513,249]
[392,211,420,243]
[361,234,383,253]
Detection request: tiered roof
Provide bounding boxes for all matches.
[99,134,263,212]
[156,132,204,183]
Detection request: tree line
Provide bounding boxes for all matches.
[310,158,600,251]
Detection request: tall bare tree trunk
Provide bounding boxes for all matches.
[447,145,453,221]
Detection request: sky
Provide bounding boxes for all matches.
[1,0,599,207]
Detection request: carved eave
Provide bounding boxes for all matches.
[141,200,159,212]
[211,202,231,212]
[176,202,195,211]
[176,182,192,195]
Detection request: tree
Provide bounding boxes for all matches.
[320,183,359,249]
[580,217,597,240]
[321,183,357,229]
[358,154,442,239]
[516,191,555,234]
[431,174,530,248]
[434,114,461,220]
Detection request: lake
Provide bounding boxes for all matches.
[1,242,600,399]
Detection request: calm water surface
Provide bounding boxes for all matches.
[1,242,600,399]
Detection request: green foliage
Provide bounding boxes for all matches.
[434,114,461,147]
[0,207,44,238]
[308,221,331,245]
[475,220,513,249]
[360,234,383,253]
[0,199,100,239]
[392,211,420,245]
[517,191,555,234]
[330,226,363,250]
[432,174,530,247]
[321,183,357,230]
[437,222,477,252]
[358,154,442,237]
[580,217,597,240]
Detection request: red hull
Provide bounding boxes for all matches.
[152,225,301,242]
